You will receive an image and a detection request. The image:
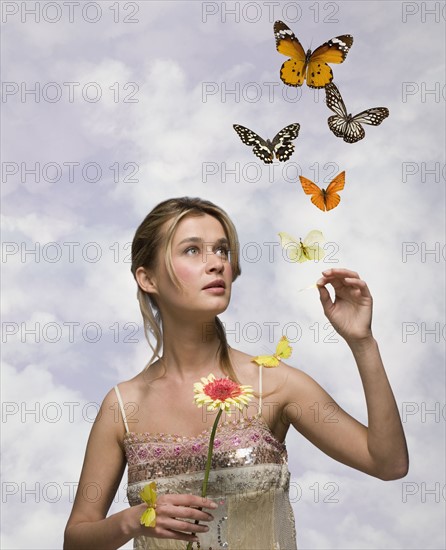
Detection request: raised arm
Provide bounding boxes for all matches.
[282,268,408,480]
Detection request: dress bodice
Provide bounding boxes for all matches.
[116,387,298,549]
[124,414,287,494]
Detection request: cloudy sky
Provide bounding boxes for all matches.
[1,1,445,548]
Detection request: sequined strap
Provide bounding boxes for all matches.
[259,364,263,415]
[114,385,129,433]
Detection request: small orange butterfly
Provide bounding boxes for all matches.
[299,171,346,211]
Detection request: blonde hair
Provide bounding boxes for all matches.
[131,197,241,379]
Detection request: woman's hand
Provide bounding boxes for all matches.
[133,494,217,543]
[316,268,373,345]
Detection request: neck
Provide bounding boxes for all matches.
[160,315,225,380]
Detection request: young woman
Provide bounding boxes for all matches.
[64,197,408,550]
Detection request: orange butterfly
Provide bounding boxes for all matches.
[299,171,346,211]
[274,21,353,88]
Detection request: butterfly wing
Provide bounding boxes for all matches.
[299,176,327,211]
[339,108,389,144]
[278,231,303,262]
[301,230,326,261]
[252,354,280,368]
[275,336,292,360]
[279,230,325,263]
[274,20,307,87]
[325,84,389,143]
[328,114,356,140]
[306,35,353,88]
[233,124,274,163]
[323,171,345,211]
[352,108,390,126]
[311,35,354,64]
[252,336,292,368]
[325,82,348,117]
[271,123,300,162]
[326,82,353,139]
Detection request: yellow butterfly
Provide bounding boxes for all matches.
[139,482,157,527]
[278,230,325,263]
[252,336,292,368]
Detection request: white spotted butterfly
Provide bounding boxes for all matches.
[325,82,389,143]
[274,20,353,88]
[233,123,300,164]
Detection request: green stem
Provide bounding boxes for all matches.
[202,408,223,497]
[186,409,223,550]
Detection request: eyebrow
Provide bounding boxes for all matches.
[177,237,229,246]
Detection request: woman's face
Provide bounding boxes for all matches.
[147,213,233,320]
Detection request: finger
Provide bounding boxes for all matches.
[166,518,210,534]
[316,280,333,311]
[322,268,360,279]
[160,504,214,523]
[160,494,217,510]
[342,278,372,299]
[318,276,345,292]
[319,272,366,294]
[152,527,199,542]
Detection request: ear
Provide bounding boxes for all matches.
[135,266,159,296]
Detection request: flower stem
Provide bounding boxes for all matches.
[202,408,223,497]
[186,409,223,550]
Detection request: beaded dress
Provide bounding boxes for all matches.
[114,375,297,550]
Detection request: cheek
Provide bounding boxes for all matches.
[173,258,201,284]
[226,262,233,280]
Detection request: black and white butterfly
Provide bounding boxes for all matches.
[233,123,300,163]
[325,82,389,143]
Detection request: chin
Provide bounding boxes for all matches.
[203,297,231,317]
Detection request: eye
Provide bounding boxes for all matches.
[185,246,200,256]
[216,245,229,258]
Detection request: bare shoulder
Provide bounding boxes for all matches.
[94,386,129,445]
[112,362,163,401]
[229,347,312,402]
[104,373,143,430]
[229,347,323,440]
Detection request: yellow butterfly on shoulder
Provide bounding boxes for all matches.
[252,336,293,368]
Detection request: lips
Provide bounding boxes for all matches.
[203,279,226,290]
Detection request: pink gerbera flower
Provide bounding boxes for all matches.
[193,374,253,414]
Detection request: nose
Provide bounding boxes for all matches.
[205,250,225,273]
